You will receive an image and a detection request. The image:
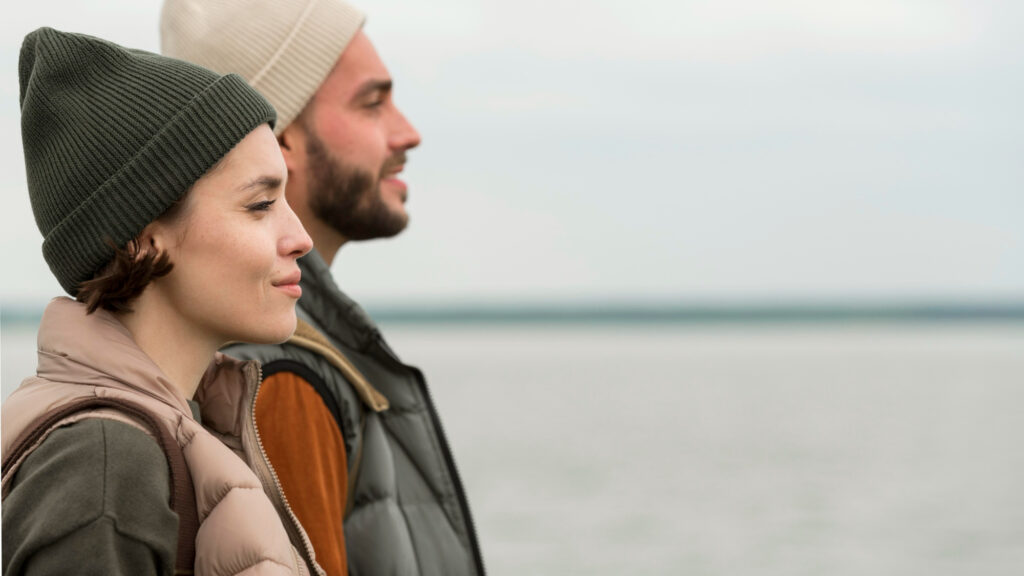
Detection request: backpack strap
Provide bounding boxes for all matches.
[1,397,199,575]
[286,318,387,518]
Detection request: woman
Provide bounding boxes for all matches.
[2,28,319,575]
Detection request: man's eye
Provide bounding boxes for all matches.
[247,200,276,212]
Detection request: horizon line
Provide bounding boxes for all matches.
[3,301,1024,326]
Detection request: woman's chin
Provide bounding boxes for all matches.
[232,313,297,345]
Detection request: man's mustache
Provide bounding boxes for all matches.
[379,151,407,177]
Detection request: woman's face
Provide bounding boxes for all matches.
[147,125,312,345]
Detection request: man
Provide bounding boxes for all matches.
[161,2,485,575]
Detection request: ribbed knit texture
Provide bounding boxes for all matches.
[19,27,277,295]
[160,0,365,134]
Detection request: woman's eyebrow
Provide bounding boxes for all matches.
[238,175,283,193]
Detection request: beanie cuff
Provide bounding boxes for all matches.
[248,0,365,134]
[42,73,276,295]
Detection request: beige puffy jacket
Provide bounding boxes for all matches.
[1,297,322,575]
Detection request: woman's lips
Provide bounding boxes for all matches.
[275,283,302,298]
[273,272,302,298]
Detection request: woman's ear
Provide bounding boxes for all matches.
[135,221,168,259]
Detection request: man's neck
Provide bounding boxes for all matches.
[305,220,347,268]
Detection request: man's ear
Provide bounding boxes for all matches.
[277,122,307,174]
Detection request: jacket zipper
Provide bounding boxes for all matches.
[245,362,322,576]
[373,334,488,576]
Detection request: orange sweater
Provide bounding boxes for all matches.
[255,372,349,576]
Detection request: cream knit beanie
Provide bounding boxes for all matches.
[160,0,365,134]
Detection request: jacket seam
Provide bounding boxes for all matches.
[97,419,174,540]
[241,557,297,572]
[26,515,173,572]
[379,384,465,539]
[101,417,109,513]
[9,421,174,571]
[378,422,453,509]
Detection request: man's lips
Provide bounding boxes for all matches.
[382,172,407,192]
[381,157,409,196]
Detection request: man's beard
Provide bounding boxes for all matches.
[305,128,409,241]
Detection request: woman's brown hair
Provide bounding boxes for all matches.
[76,239,174,314]
[75,193,193,314]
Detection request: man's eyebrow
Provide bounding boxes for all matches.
[353,79,392,101]
[238,175,283,193]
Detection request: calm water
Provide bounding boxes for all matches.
[3,321,1024,575]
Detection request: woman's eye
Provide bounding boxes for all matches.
[247,200,276,212]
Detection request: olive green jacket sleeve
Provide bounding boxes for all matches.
[2,418,179,575]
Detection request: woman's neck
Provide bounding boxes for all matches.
[115,295,221,400]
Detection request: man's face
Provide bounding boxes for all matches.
[301,30,421,241]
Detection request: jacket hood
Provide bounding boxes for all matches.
[3,296,311,576]
[33,297,192,414]
[26,297,256,433]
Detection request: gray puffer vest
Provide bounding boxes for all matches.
[225,250,485,576]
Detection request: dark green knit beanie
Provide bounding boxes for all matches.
[19,27,277,295]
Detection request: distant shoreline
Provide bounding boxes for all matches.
[4,303,1024,326]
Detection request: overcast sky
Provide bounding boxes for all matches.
[2,0,1021,307]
